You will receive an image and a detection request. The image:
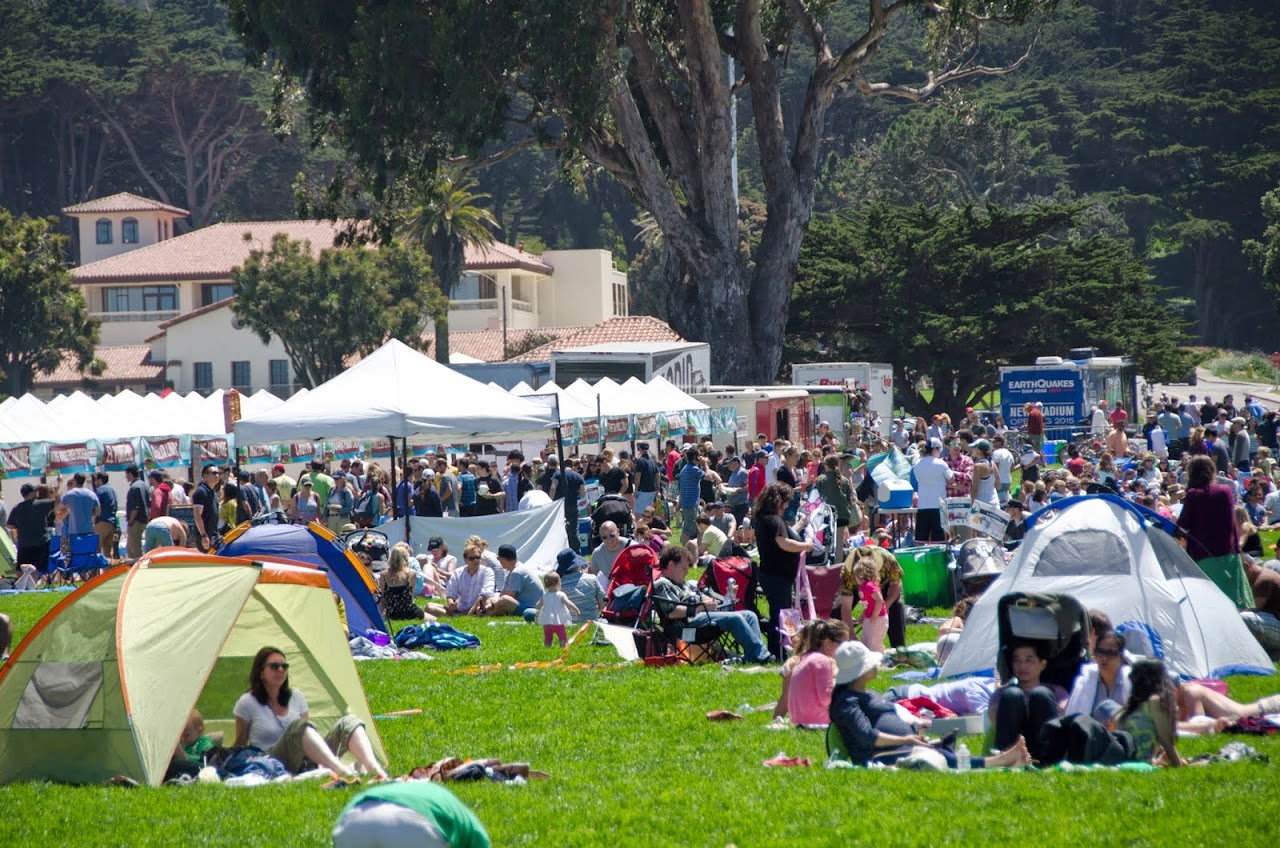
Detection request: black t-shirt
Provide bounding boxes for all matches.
[474,477,501,516]
[633,456,661,492]
[8,498,54,548]
[601,465,628,495]
[192,482,219,538]
[777,465,798,488]
[756,512,800,580]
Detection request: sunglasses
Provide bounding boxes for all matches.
[465,556,481,562]
[1094,648,1121,659]
[266,662,290,671]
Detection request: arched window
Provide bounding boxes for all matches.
[95,219,112,244]
[121,217,139,244]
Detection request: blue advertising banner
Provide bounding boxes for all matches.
[1001,368,1084,430]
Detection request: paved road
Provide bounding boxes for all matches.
[1152,367,1280,409]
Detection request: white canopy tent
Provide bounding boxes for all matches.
[233,338,557,443]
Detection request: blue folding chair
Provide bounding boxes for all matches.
[48,534,110,582]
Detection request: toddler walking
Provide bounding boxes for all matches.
[854,556,888,651]
[536,572,579,647]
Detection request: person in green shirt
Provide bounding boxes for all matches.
[304,460,335,507]
[178,709,216,761]
[333,781,490,848]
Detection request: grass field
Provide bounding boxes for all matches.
[1,581,1277,848]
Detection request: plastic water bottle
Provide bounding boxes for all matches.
[956,741,971,772]
[724,578,738,605]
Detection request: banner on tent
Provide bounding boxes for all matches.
[604,416,631,442]
[192,437,230,462]
[328,440,364,460]
[46,442,92,473]
[0,444,36,478]
[370,439,392,459]
[635,414,658,438]
[940,497,971,532]
[98,439,139,471]
[290,442,317,462]
[241,443,278,465]
[579,418,600,444]
[144,437,183,468]
[968,500,1011,538]
[663,412,688,435]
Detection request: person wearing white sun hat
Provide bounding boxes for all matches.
[829,641,1030,769]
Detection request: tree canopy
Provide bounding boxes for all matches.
[0,210,99,396]
[227,0,1055,383]
[231,235,442,388]
[789,201,1195,419]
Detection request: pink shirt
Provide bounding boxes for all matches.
[860,580,885,620]
[787,652,837,727]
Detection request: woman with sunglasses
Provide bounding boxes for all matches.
[1065,630,1131,723]
[233,646,388,780]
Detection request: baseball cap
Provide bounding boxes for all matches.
[928,437,943,451]
[427,536,444,551]
[497,544,519,560]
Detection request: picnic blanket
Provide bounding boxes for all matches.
[394,623,481,651]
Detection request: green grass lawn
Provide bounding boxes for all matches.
[0,589,1277,847]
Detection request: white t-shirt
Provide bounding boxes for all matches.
[912,454,954,508]
[991,448,1015,488]
[233,689,308,751]
[538,590,575,626]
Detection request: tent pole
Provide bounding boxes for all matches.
[389,437,398,522]
[403,437,411,545]
[554,395,566,474]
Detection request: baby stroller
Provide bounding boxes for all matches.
[589,494,634,549]
[802,501,838,568]
[953,537,1006,599]
[995,592,1090,691]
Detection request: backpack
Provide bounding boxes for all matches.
[352,489,375,522]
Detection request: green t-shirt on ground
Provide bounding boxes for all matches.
[340,782,490,848]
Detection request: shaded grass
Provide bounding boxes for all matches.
[0,592,1277,846]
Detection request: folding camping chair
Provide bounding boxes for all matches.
[47,534,110,584]
[696,554,757,612]
[802,565,844,621]
[650,591,744,665]
[602,544,660,628]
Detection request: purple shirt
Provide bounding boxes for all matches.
[1176,483,1238,560]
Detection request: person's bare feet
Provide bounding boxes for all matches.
[985,735,1031,768]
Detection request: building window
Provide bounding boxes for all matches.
[101,285,178,313]
[121,218,139,244]
[269,359,289,389]
[231,361,251,390]
[193,362,213,392]
[201,283,236,306]
[477,275,497,300]
[612,281,628,317]
[95,219,112,244]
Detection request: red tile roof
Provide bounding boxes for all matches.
[35,345,165,389]
[71,216,552,284]
[71,220,346,283]
[423,326,588,363]
[464,242,553,275]
[62,192,189,217]
[507,316,686,361]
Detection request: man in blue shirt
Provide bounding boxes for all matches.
[93,472,119,557]
[550,458,585,552]
[457,463,478,517]
[677,447,706,543]
[60,473,100,536]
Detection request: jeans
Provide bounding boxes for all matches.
[687,609,770,662]
[993,685,1060,762]
[757,570,794,659]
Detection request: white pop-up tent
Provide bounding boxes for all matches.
[233,338,556,443]
[940,495,1273,680]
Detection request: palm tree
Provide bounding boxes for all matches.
[400,168,498,364]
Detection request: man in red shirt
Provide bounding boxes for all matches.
[147,470,172,519]
[747,451,767,500]
[1025,401,1045,451]
[665,439,680,481]
[1109,402,1129,427]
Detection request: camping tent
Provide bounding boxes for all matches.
[940,495,1273,680]
[232,338,556,443]
[218,521,386,634]
[0,550,384,786]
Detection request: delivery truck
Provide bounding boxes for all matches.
[790,362,895,425]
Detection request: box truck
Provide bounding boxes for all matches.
[790,362,895,424]
[999,355,1138,440]
[550,341,711,393]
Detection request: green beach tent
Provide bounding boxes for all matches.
[0,550,385,786]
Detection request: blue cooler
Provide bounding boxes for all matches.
[877,479,915,509]
[578,517,592,551]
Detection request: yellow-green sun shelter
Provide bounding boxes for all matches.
[0,549,385,786]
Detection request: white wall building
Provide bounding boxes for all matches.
[42,194,630,397]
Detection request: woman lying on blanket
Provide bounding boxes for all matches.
[233,646,388,780]
[829,641,1031,769]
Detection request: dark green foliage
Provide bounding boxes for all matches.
[231,236,442,388]
[0,210,99,396]
[790,202,1195,418]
